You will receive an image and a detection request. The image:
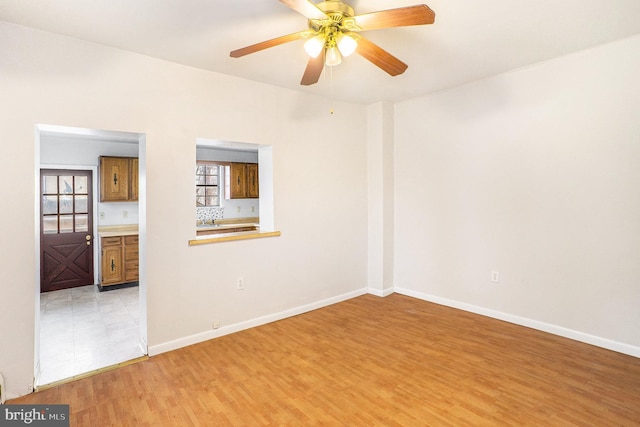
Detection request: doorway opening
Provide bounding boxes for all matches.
[34,125,148,387]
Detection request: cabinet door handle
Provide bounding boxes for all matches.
[111,259,115,272]
[237,176,241,186]
[113,173,118,186]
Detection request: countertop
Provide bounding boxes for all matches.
[196,217,259,232]
[98,225,139,237]
[189,218,278,246]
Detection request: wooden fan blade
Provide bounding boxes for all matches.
[230,31,311,58]
[279,0,328,21]
[356,36,408,76]
[300,52,325,86]
[353,5,435,31]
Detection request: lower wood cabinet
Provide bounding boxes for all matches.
[100,234,139,288]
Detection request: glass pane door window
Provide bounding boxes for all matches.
[42,174,90,234]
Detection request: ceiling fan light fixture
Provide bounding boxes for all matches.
[337,33,357,57]
[230,1,436,86]
[325,46,342,66]
[304,34,325,58]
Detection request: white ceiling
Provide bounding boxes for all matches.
[1,0,639,104]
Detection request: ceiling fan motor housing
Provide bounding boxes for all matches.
[308,0,358,41]
[316,1,354,17]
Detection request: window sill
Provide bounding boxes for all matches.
[188,230,281,246]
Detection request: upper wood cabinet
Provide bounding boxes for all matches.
[129,158,138,201]
[246,163,259,198]
[228,162,259,199]
[229,162,247,199]
[100,156,138,202]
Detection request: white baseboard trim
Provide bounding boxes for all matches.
[367,287,395,297]
[395,287,640,359]
[149,288,369,356]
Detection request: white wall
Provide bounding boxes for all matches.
[0,22,368,398]
[394,35,640,354]
[196,147,258,163]
[367,102,395,296]
[40,136,139,165]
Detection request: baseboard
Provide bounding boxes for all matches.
[149,288,369,356]
[395,287,640,359]
[367,287,394,297]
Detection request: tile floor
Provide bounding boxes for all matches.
[38,284,145,386]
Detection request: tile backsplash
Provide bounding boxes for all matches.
[196,207,224,224]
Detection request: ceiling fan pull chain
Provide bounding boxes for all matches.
[329,65,335,115]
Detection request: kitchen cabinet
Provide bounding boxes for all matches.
[229,163,246,199]
[246,163,259,198]
[101,236,123,285]
[130,158,138,201]
[100,156,138,202]
[227,162,259,199]
[123,235,139,282]
[100,234,138,289]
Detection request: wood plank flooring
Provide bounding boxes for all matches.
[11,294,640,426]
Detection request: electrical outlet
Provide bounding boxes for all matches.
[236,206,241,213]
[237,277,245,290]
[99,212,105,220]
[491,271,500,283]
[123,210,128,218]
[212,321,220,329]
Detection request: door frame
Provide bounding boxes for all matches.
[34,124,148,388]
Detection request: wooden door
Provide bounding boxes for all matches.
[40,170,94,292]
[100,156,130,201]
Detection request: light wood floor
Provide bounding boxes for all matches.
[12,294,640,426]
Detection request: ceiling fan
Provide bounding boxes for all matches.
[230,0,435,86]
